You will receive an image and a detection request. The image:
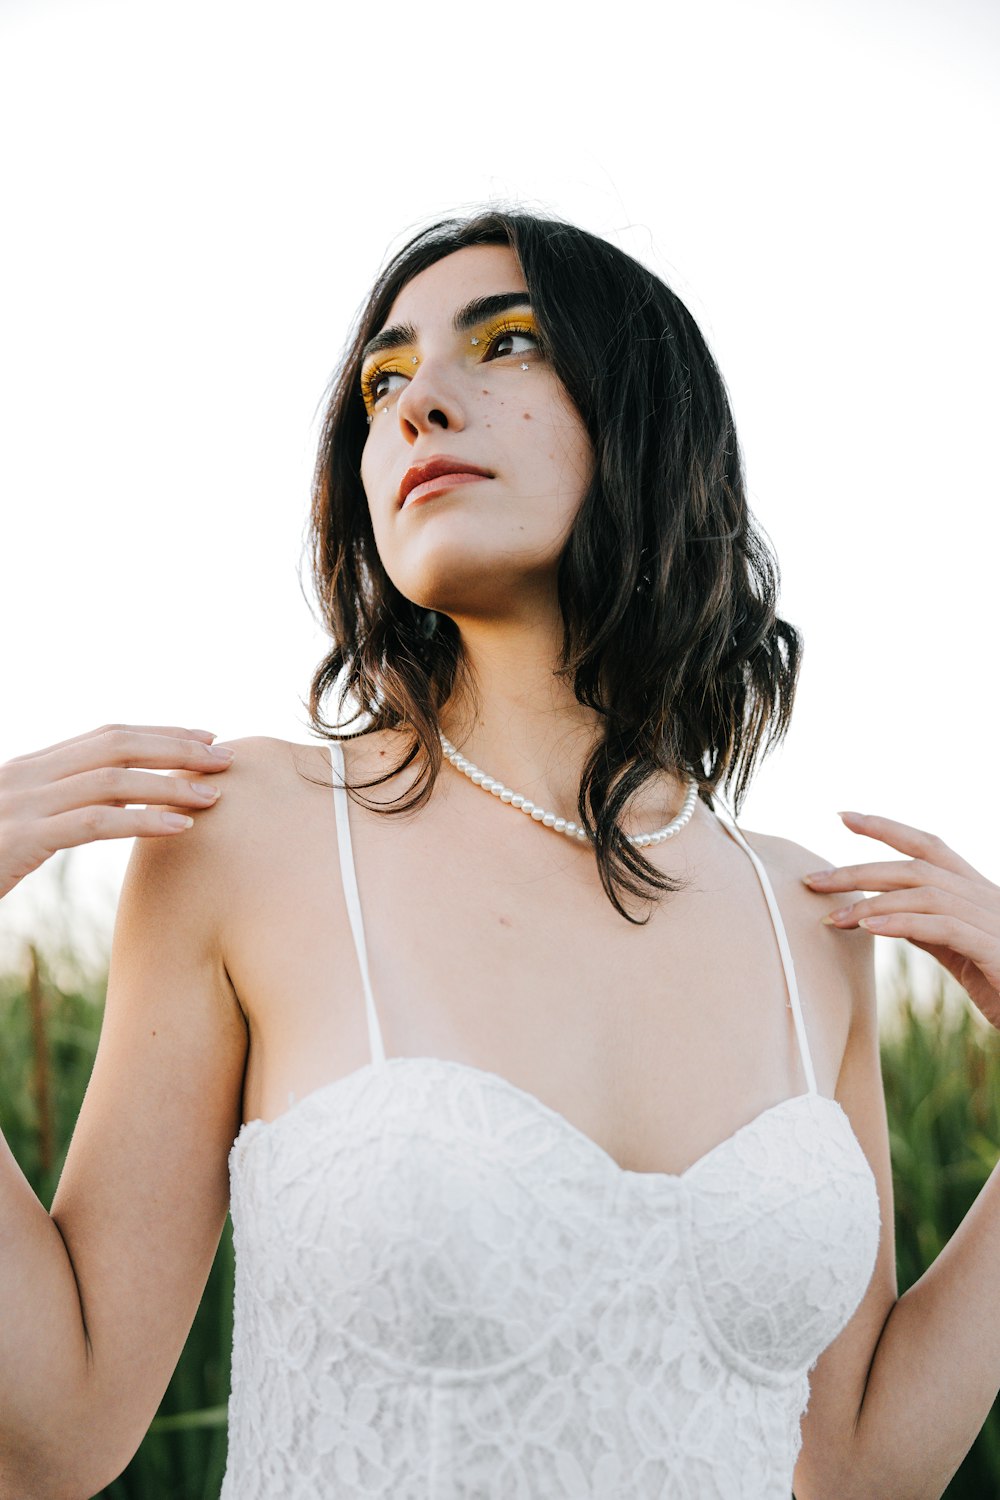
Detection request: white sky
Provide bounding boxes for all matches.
[1,0,998,989]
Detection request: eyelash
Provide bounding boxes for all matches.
[361,319,542,413]
[478,317,542,361]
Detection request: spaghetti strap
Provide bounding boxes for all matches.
[328,740,386,1067]
[712,802,819,1096]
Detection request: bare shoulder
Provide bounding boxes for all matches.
[164,733,333,834]
[125,735,330,954]
[741,826,868,944]
[740,826,836,883]
[193,730,410,800]
[739,827,877,1066]
[192,732,331,795]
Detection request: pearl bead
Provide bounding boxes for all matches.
[438,732,697,851]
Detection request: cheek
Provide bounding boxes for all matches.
[535,400,593,482]
[358,448,392,556]
[360,432,392,505]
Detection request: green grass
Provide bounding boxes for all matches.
[1,947,998,1497]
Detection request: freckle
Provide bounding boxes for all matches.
[499,914,513,927]
[481,388,489,395]
[522,412,531,420]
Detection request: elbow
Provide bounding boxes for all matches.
[0,1426,141,1500]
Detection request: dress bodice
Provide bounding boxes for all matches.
[220,743,880,1498]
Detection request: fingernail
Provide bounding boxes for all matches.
[821,907,854,925]
[208,743,235,759]
[803,870,834,884]
[859,916,887,930]
[162,812,194,829]
[192,782,220,800]
[188,729,216,739]
[838,810,864,820]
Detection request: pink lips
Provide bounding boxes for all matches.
[398,456,493,508]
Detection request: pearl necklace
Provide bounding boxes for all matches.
[439,733,699,848]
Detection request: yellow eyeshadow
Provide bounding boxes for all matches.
[360,345,417,415]
[471,311,540,346]
[360,315,541,416]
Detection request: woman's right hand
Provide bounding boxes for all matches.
[0,723,235,901]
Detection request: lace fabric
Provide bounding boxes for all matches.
[219,745,882,1498]
[223,1059,879,1498]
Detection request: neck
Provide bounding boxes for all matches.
[438,610,685,831]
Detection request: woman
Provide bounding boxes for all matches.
[1,211,998,1500]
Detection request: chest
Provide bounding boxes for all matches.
[222,745,851,1175]
[229,1060,881,1390]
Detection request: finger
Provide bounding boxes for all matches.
[40,804,202,851]
[836,811,982,880]
[29,766,224,819]
[855,910,1000,970]
[8,724,218,764]
[822,886,1000,934]
[804,859,971,896]
[9,729,235,786]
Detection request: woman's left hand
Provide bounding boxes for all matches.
[803,812,1000,1030]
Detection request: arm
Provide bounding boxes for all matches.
[796,814,1000,1500]
[0,728,247,1499]
[848,1160,1000,1497]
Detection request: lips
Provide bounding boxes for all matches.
[398,456,493,508]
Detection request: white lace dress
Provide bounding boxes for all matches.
[220,745,881,1499]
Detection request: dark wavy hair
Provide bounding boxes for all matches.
[307,210,800,921]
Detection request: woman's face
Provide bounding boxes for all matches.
[359,244,593,621]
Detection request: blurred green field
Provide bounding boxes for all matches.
[1,946,998,1498]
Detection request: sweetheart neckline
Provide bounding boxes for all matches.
[231,1054,854,1185]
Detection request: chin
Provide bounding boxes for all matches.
[386,543,523,615]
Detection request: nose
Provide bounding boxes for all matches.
[394,358,465,445]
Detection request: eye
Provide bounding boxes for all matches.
[372,369,408,402]
[482,323,541,361]
[361,363,409,416]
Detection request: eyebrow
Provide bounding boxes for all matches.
[360,292,532,363]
